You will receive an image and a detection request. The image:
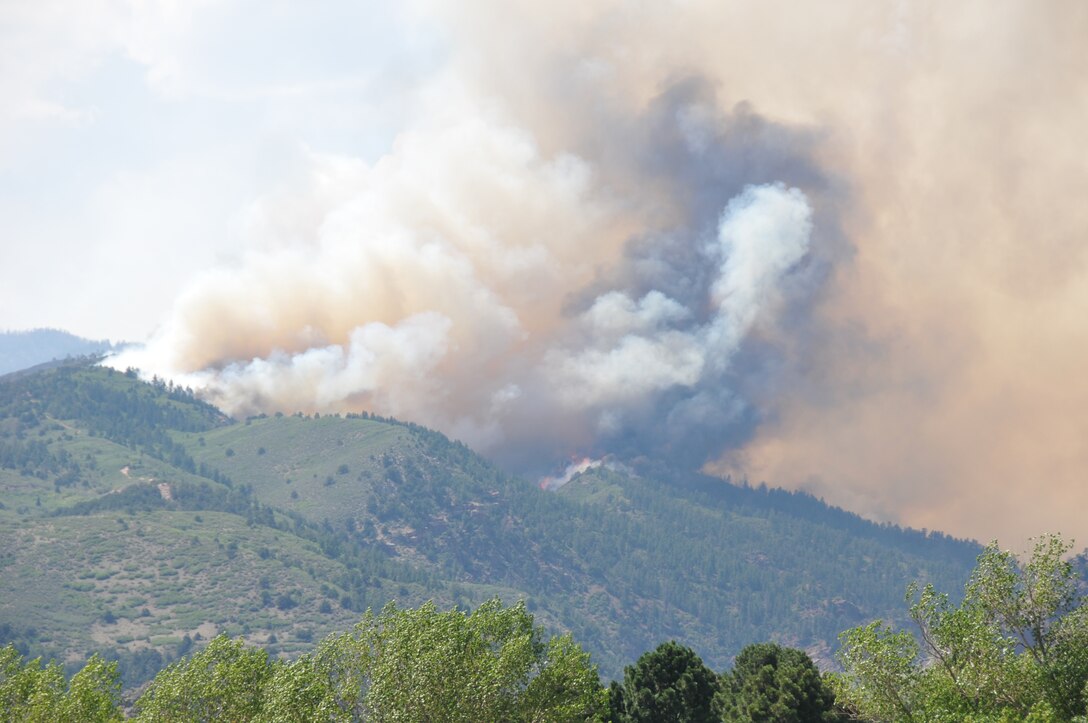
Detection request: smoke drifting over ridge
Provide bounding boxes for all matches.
[113,0,1088,544]
[116,79,833,476]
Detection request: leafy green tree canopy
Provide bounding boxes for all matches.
[834,534,1088,722]
[265,597,605,722]
[134,597,602,722]
[134,635,273,721]
[0,646,121,722]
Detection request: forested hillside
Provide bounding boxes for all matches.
[0,360,980,687]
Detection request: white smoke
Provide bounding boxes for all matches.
[110,90,815,473]
[538,456,634,491]
[547,184,812,411]
[539,458,606,491]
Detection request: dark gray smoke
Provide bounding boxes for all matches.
[518,79,845,475]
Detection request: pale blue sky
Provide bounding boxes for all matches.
[0,0,443,341]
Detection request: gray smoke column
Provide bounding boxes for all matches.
[111,77,831,478]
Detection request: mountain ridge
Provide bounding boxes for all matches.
[0,329,119,376]
[0,359,980,686]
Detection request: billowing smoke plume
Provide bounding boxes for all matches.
[113,0,1088,545]
[114,78,832,477]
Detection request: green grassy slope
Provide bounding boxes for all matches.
[180,414,412,529]
[0,364,518,685]
[1,511,362,657]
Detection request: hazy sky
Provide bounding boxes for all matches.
[3,1,1087,547]
[1,0,440,340]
